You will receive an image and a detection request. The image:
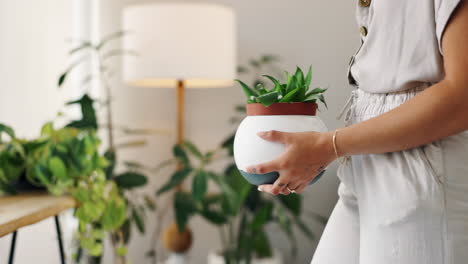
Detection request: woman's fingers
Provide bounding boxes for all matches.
[293,182,308,194]
[245,158,282,174]
[257,184,274,193]
[257,130,292,144]
[271,173,293,195]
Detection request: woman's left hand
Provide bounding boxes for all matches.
[246,130,336,195]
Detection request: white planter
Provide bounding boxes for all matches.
[207,250,283,264]
[234,103,327,186]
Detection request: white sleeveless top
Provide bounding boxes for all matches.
[348,0,462,93]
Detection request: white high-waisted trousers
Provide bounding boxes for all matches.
[311,88,468,264]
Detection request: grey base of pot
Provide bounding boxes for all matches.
[239,170,326,186]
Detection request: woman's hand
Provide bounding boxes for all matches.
[246,130,336,196]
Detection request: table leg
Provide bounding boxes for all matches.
[54,215,66,264]
[8,231,17,264]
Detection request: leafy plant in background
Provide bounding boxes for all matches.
[0,123,127,257]
[236,66,328,108]
[57,31,156,264]
[153,55,327,263]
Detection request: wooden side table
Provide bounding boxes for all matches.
[0,193,76,264]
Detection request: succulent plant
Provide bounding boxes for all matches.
[235,66,327,108]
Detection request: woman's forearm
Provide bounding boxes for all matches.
[336,80,468,156]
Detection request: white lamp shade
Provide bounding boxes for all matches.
[123,2,236,88]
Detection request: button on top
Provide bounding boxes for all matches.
[359,0,371,7]
[360,26,368,37]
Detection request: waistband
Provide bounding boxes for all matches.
[338,84,431,122]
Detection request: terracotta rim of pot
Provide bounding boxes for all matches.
[246,102,317,116]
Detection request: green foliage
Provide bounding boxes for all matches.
[155,138,325,261]
[0,123,126,256]
[57,31,153,262]
[236,66,328,108]
[114,172,148,189]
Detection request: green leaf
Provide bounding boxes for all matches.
[116,246,127,257]
[132,208,145,233]
[318,94,328,109]
[306,87,327,97]
[262,75,282,95]
[173,144,190,167]
[0,124,15,141]
[221,134,235,156]
[114,172,147,189]
[285,71,292,86]
[183,141,203,159]
[305,66,313,88]
[294,67,305,87]
[144,195,157,211]
[279,87,300,103]
[200,208,227,225]
[66,94,97,130]
[58,72,68,87]
[260,54,279,63]
[235,79,258,103]
[40,122,54,136]
[104,149,116,180]
[277,193,302,216]
[69,42,93,54]
[250,203,273,230]
[48,157,67,180]
[256,91,279,107]
[249,59,260,68]
[256,83,269,95]
[192,170,207,201]
[286,75,298,94]
[156,168,192,195]
[121,220,131,244]
[174,191,197,231]
[252,230,273,258]
[237,65,249,74]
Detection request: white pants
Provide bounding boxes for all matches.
[311,88,468,264]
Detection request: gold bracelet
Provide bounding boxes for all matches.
[332,129,346,164]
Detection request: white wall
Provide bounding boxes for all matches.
[0,0,359,263]
[0,0,75,263]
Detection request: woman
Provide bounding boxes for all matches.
[247,0,468,263]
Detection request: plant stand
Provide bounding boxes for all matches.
[0,193,76,264]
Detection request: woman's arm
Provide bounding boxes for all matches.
[252,1,468,195]
[338,0,468,156]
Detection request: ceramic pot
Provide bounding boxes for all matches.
[234,102,328,186]
[207,250,283,264]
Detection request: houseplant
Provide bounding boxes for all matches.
[0,122,127,258]
[234,66,328,186]
[59,31,156,263]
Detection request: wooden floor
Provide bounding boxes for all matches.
[0,193,76,237]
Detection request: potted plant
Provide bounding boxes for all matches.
[0,122,128,258]
[233,66,328,185]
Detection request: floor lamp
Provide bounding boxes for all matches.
[122,2,236,257]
